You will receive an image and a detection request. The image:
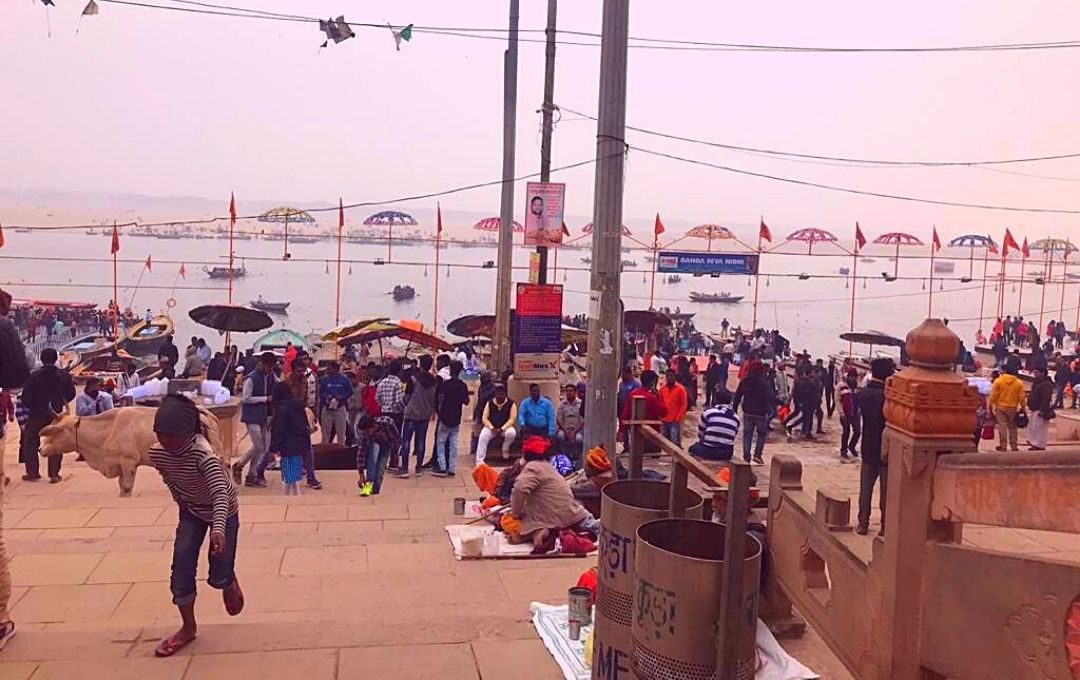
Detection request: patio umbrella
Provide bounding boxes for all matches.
[258,207,315,259]
[447,314,495,338]
[321,316,389,342]
[948,234,996,278]
[785,227,838,254]
[873,231,924,278]
[839,329,905,348]
[581,222,632,236]
[686,224,735,251]
[189,304,273,333]
[473,217,523,233]
[337,321,454,352]
[1030,238,1077,257]
[362,210,418,226]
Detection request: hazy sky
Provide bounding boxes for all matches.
[4,0,1080,239]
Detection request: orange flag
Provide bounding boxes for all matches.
[1002,228,1020,256]
[145,255,152,272]
[179,263,187,280]
[436,203,443,235]
[110,223,120,255]
[855,222,866,250]
[654,213,665,236]
[1021,237,1030,259]
[229,192,237,224]
[932,227,941,253]
[0,223,5,249]
[338,198,345,230]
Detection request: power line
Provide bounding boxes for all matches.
[559,106,1080,168]
[81,0,1080,54]
[634,146,1080,215]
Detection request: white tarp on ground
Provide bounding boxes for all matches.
[529,602,819,680]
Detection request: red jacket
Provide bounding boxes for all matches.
[658,382,688,424]
[619,387,667,431]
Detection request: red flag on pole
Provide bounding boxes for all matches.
[1002,228,1020,256]
[932,227,941,253]
[179,263,186,280]
[110,223,120,255]
[436,203,443,235]
[145,255,152,272]
[855,222,867,250]
[561,222,570,237]
[338,198,345,230]
[1021,237,1030,259]
[987,237,999,255]
[229,192,237,224]
[759,218,772,243]
[654,213,665,236]
[0,223,5,249]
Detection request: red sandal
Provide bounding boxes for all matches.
[154,633,196,657]
[223,580,244,616]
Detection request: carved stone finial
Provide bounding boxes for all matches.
[884,318,979,438]
[905,318,959,369]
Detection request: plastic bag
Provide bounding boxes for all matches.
[981,423,996,440]
[777,404,791,422]
[1016,410,1030,429]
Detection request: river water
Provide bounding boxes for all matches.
[3,230,1073,358]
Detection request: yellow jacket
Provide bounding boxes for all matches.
[989,373,1026,410]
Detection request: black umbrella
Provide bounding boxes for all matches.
[839,330,905,348]
[189,304,273,333]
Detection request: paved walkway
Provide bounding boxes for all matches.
[1,406,1075,680]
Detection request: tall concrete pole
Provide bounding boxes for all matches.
[536,0,557,284]
[492,0,520,374]
[583,0,629,453]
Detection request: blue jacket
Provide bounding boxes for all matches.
[319,373,353,410]
[518,396,556,435]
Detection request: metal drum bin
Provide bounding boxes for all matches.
[632,518,762,680]
[592,481,703,680]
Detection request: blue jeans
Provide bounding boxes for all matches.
[436,423,460,474]
[170,509,239,606]
[688,441,733,461]
[399,418,429,473]
[742,414,768,462]
[662,421,682,445]
[365,442,391,494]
[304,445,319,484]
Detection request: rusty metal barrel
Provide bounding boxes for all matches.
[592,481,703,680]
[631,518,762,680]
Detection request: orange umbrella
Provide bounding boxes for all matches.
[337,321,454,352]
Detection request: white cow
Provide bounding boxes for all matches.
[38,406,223,496]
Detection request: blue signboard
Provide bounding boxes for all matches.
[656,251,758,275]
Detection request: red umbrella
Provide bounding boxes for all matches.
[785,227,838,254]
[581,222,632,236]
[473,217,523,233]
[873,231,924,278]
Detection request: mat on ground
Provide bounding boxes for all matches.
[529,602,820,680]
[445,524,596,560]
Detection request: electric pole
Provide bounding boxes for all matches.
[583,0,629,453]
[492,0,520,373]
[536,0,557,284]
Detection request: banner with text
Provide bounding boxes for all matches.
[523,181,566,247]
[656,251,759,275]
[513,283,562,380]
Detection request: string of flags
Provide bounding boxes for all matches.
[36,0,414,51]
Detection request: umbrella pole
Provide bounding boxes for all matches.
[969,243,975,279]
[849,239,859,357]
[894,242,900,279]
[1040,243,1052,331]
[648,231,658,309]
[433,220,441,334]
[1018,250,1026,318]
[283,213,289,260]
[388,223,393,262]
[112,222,119,340]
[335,204,344,360]
[1059,242,1070,322]
[751,229,763,331]
[978,249,989,334]
[379,337,384,361]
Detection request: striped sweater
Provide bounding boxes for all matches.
[148,435,238,536]
[697,405,740,450]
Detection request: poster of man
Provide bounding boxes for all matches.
[523,181,565,247]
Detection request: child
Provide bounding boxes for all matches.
[148,394,242,657]
[355,413,401,496]
[269,381,309,496]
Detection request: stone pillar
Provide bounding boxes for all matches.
[878,319,980,679]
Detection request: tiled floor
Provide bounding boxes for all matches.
[0,407,1075,680]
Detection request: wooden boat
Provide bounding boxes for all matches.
[122,315,174,356]
[392,285,416,301]
[58,333,119,369]
[70,350,161,385]
[859,257,876,263]
[204,264,246,279]
[250,298,290,314]
[689,292,744,304]
[289,235,319,244]
[666,274,682,283]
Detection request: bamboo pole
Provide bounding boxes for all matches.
[978,248,989,333]
[111,221,119,340]
[928,236,936,316]
[1040,242,1053,331]
[849,238,858,357]
[335,199,344,359]
[750,228,763,331]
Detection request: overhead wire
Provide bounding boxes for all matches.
[80,0,1080,54]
